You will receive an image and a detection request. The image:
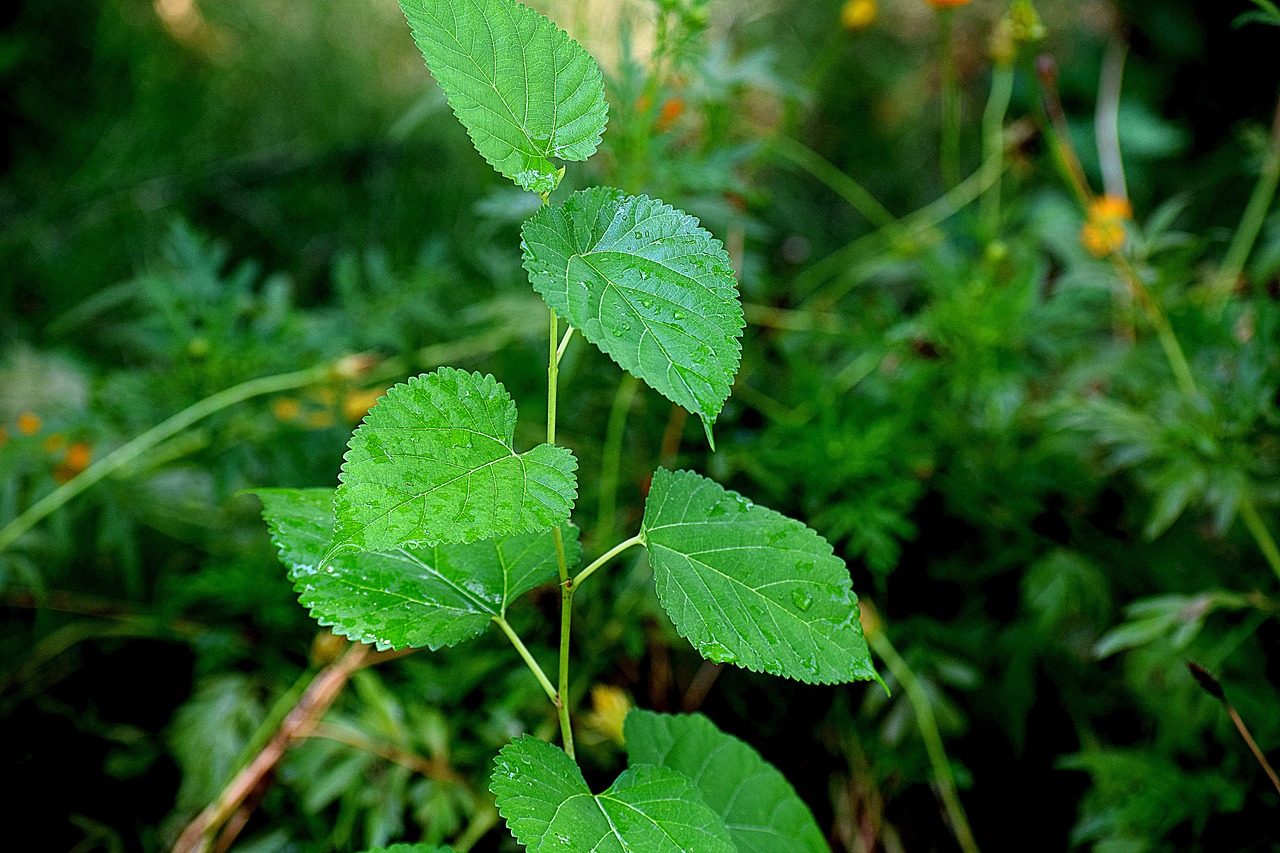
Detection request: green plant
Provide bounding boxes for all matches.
[241,0,880,849]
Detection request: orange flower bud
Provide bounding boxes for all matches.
[17,412,41,435]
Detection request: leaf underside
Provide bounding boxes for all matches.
[640,468,880,685]
[625,710,831,853]
[491,735,735,853]
[522,187,744,447]
[334,368,577,552]
[400,0,608,193]
[256,488,577,650]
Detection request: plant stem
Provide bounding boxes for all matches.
[599,374,641,538]
[939,10,961,188]
[1238,498,1280,584]
[491,616,558,704]
[869,631,981,853]
[981,64,1014,239]
[544,293,577,758]
[556,326,576,364]
[1210,95,1280,300]
[573,534,645,588]
[768,135,896,228]
[0,362,333,554]
[173,641,371,853]
[557,570,575,760]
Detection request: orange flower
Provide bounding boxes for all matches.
[17,412,41,435]
[64,442,93,472]
[841,0,876,31]
[54,441,94,483]
[271,397,301,422]
[1081,195,1133,258]
[343,387,384,423]
[655,97,686,132]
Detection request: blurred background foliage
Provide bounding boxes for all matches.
[2,0,1279,850]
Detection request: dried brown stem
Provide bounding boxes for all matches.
[171,642,371,853]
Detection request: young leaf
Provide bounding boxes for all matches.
[256,488,578,650]
[625,710,831,853]
[400,0,608,193]
[640,468,880,685]
[491,735,735,852]
[522,187,744,447]
[334,368,577,552]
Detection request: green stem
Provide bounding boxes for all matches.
[491,615,557,704]
[1210,96,1280,300]
[556,326,576,365]
[768,135,896,228]
[598,374,641,537]
[869,631,981,853]
[0,363,333,554]
[572,534,645,588]
[545,288,576,758]
[1239,497,1280,585]
[939,10,961,188]
[981,64,1014,239]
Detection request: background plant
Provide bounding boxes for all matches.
[2,0,1279,850]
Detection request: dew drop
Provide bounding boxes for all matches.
[791,590,814,612]
[703,642,738,664]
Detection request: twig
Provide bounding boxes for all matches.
[171,642,371,853]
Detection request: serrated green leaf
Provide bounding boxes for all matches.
[522,187,744,447]
[640,469,879,685]
[400,0,607,193]
[334,368,577,552]
[255,488,577,650]
[491,735,735,853]
[624,710,831,853]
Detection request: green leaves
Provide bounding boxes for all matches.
[357,846,454,853]
[491,735,736,852]
[257,488,576,650]
[523,188,744,446]
[335,369,577,552]
[625,711,830,853]
[400,0,607,193]
[640,469,879,686]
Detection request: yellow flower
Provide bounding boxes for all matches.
[841,0,876,31]
[1081,195,1133,258]
[585,684,631,746]
[17,412,41,435]
[343,387,385,423]
[271,397,301,422]
[860,599,883,642]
